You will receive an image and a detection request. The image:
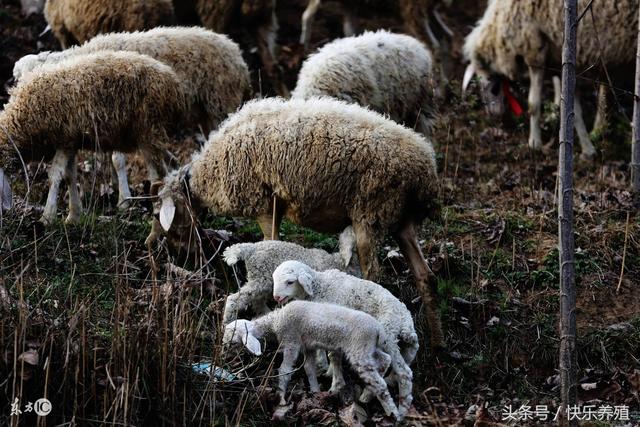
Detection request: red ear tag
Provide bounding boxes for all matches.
[503,80,524,117]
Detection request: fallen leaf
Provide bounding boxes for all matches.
[339,402,368,427]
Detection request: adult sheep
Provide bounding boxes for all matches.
[463,0,638,159]
[0,51,186,224]
[149,97,445,348]
[44,0,175,48]
[292,30,437,134]
[13,27,251,208]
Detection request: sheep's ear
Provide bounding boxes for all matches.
[242,332,262,356]
[338,226,356,267]
[0,169,13,211]
[298,270,314,296]
[462,64,476,92]
[159,196,176,231]
[150,181,163,197]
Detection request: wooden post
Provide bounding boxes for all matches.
[632,2,640,203]
[558,0,578,425]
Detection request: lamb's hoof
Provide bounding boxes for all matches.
[358,388,373,404]
[528,138,543,151]
[271,403,292,421]
[65,213,80,225]
[118,199,131,210]
[40,214,56,225]
[329,383,346,395]
[579,150,596,162]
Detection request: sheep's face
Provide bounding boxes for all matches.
[223,320,262,356]
[479,74,506,116]
[272,260,314,304]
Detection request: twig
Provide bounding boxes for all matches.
[615,211,630,293]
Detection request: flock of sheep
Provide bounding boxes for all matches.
[1,0,637,421]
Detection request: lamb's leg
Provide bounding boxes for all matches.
[359,349,392,403]
[574,94,596,160]
[64,151,82,224]
[256,8,290,97]
[553,76,562,107]
[277,343,301,405]
[303,349,320,393]
[352,222,381,281]
[394,222,444,349]
[300,0,321,49]
[328,351,346,394]
[111,152,132,209]
[528,65,544,150]
[353,361,399,419]
[592,83,609,137]
[41,149,70,224]
[257,211,282,240]
[384,346,414,418]
[315,350,329,374]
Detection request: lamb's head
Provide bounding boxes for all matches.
[223,320,262,356]
[272,260,315,304]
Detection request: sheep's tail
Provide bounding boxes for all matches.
[222,243,258,266]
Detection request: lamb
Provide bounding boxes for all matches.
[43,0,175,48]
[0,51,185,224]
[222,226,359,324]
[223,300,408,420]
[148,96,445,349]
[463,0,638,159]
[272,260,417,417]
[13,27,251,207]
[292,30,437,133]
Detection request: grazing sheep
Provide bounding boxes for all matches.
[13,27,251,207]
[223,300,406,420]
[463,0,638,158]
[0,51,185,224]
[292,30,437,133]
[148,96,445,349]
[272,260,416,417]
[44,0,175,48]
[222,226,359,324]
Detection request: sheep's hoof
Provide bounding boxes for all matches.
[579,150,596,162]
[39,213,56,225]
[528,138,543,151]
[329,382,346,395]
[117,199,131,210]
[65,213,80,225]
[271,403,292,421]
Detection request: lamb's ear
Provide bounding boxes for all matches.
[159,196,176,231]
[462,64,476,92]
[297,269,314,297]
[338,226,356,267]
[242,332,262,356]
[0,168,13,211]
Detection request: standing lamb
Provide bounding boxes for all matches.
[148,97,445,349]
[44,0,175,48]
[13,27,251,208]
[272,260,417,417]
[223,301,406,420]
[0,51,185,224]
[463,0,638,159]
[222,226,359,324]
[292,30,437,134]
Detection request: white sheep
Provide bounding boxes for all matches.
[223,300,405,420]
[272,260,417,417]
[292,30,437,133]
[463,0,638,159]
[222,226,359,324]
[13,26,251,209]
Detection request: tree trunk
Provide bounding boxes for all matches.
[632,3,640,203]
[559,0,578,426]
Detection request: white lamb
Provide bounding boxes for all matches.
[222,226,359,324]
[223,300,404,420]
[272,260,417,417]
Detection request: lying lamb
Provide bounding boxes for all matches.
[222,226,359,323]
[272,260,417,417]
[223,300,403,420]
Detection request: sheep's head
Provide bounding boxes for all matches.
[223,320,262,356]
[20,0,45,16]
[272,260,315,304]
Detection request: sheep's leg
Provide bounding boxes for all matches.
[528,66,544,150]
[300,0,321,49]
[303,350,320,393]
[359,349,392,403]
[111,152,132,209]
[592,84,609,136]
[352,222,381,281]
[41,149,69,224]
[256,9,289,97]
[141,146,166,183]
[574,94,596,160]
[394,222,444,349]
[315,350,329,374]
[353,361,399,419]
[384,346,413,418]
[328,351,346,394]
[553,76,562,106]
[342,9,356,36]
[277,343,301,405]
[257,211,282,240]
[64,151,82,224]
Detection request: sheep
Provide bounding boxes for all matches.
[20,0,45,16]
[272,260,417,417]
[292,30,437,134]
[148,96,445,349]
[43,0,175,48]
[223,300,408,420]
[13,27,251,208]
[222,226,359,324]
[0,51,185,224]
[463,0,638,159]
[193,0,288,96]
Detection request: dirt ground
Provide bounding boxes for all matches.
[1,0,639,425]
